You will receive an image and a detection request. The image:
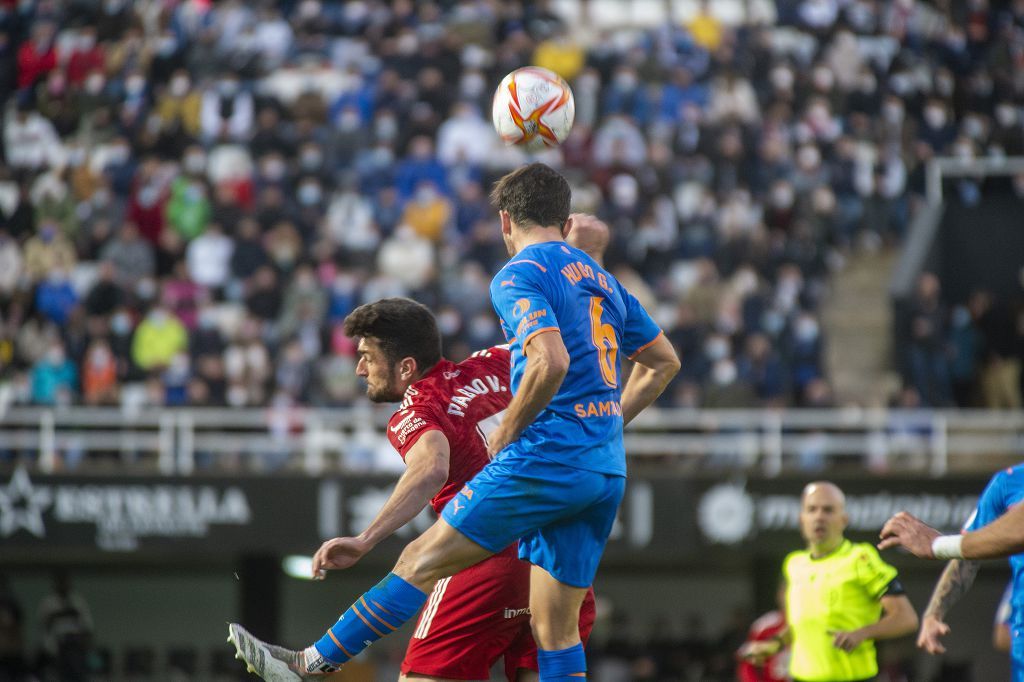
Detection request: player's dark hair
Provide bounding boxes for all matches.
[490,162,571,229]
[343,298,442,371]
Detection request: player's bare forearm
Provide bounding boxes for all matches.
[488,331,567,455]
[923,559,980,621]
[620,334,679,425]
[962,503,1024,559]
[859,594,919,641]
[359,431,450,547]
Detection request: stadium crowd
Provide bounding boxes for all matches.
[1,0,1023,424]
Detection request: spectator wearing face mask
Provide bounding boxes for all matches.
[126,158,170,245]
[34,268,79,326]
[400,180,451,243]
[788,311,826,401]
[167,147,212,240]
[66,26,105,87]
[185,222,233,291]
[31,340,77,406]
[394,136,448,200]
[22,222,76,283]
[82,338,119,406]
[156,69,202,137]
[277,265,327,340]
[16,21,56,90]
[4,96,66,172]
[131,304,188,372]
[200,74,253,143]
[100,222,155,288]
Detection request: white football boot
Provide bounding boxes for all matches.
[227,623,337,681]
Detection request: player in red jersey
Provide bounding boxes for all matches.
[736,610,790,682]
[314,297,594,681]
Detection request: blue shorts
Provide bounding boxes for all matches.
[440,449,625,588]
[1013,626,1024,682]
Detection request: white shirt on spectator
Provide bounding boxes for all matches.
[592,116,648,168]
[0,239,22,294]
[709,76,760,125]
[325,191,379,253]
[437,107,493,166]
[3,111,66,171]
[200,89,254,142]
[377,226,434,291]
[254,16,293,69]
[186,230,234,288]
[207,144,253,184]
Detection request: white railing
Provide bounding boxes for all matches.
[1,407,1022,477]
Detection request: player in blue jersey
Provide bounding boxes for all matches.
[880,463,1024,681]
[228,164,680,682]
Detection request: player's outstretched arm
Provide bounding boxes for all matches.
[620,334,680,426]
[878,511,941,558]
[881,506,1024,561]
[487,329,568,457]
[311,431,450,577]
[917,559,980,654]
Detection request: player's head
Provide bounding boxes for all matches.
[799,481,848,553]
[343,298,442,402]
[564,213,610,266]
[490,162,571,256]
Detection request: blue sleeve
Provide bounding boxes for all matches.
[490,261,560,346]
[619,287,662,359]
[965,471,1009,532]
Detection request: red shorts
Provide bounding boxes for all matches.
[401,545,596,681]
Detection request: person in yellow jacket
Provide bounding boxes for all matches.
[744,482,918,682]
[131,304,188,371]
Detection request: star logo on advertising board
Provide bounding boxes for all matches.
[0,468,51,538]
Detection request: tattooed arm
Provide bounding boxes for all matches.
[917,559,980,654]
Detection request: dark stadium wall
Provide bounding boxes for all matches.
[937,182,1024,304]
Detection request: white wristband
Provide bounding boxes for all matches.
[932,535,964,560]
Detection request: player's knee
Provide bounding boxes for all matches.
[528,614,580,651]
[395,540,448,588]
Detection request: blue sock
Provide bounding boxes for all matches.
[537,643,587,680]
[313,573,426,665]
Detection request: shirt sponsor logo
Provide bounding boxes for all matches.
[503,607,530,618]
[513,298,531,318]
[516,309,548,335]
[391,410,428,445]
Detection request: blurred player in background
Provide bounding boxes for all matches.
[745,482,917,682]
[736,582,790,682]
[995,583,1012,654]
[230,172,677,682]
[880,463,1024,680]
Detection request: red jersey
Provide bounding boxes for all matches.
[737,610,790,682]
[386,346,510,514]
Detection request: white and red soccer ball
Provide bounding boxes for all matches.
[491,66,575,152]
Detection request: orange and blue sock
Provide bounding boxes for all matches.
[538,642,587,680]
[310,573,426,667]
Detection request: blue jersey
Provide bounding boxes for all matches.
[489,241,662,476]
[965,463,1024,634]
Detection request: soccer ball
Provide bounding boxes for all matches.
[491,66,575,152]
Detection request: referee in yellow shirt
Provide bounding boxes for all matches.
[747,481,919,681]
